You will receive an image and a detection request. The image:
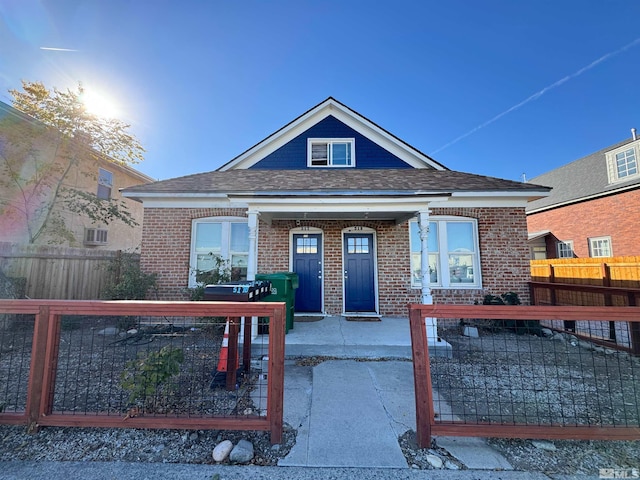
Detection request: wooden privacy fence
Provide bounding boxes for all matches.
[0,300,286,444]
[0,242,131,300]
[530,257,640,352]
[408,304,640,449]
[531,257,640,307]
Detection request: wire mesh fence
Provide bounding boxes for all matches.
[409,304,640,447]
[432,319,640,428]
[0,300,285,443]
[0,314,34,415]
[48,315,269,419]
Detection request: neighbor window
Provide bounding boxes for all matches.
[97,168,113,200]
[409,218,480,288]
[606,142,639,183]
[589,236,612,257]
[190,218,249,285]
[307,138,355,167]
[556,241,574,258]
[84,228,108,245]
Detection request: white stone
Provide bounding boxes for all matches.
[445,460,460,469]
[426,454,444,468]
[462,326,479,338]
[541,328,553,337]
[212,440,233,462]
[97,327,119,335]
[230,439,254,463]
[531,440,557,451]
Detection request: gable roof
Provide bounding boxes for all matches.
[526,136,640,214]
[217,97,448,171]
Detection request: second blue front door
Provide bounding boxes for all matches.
[343,233,376,312]
[293,234,323,312]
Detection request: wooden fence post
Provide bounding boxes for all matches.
[25,305,50,432]
[409,305,433,449]
[268,304,285,445]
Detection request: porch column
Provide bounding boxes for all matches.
[247,210,259,281]
[418,209,432,305]
[246,210,259,339]
[418,209,438,343]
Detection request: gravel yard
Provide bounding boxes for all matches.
[0,317,638,474]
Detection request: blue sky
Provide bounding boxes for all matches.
[1,1,639,183]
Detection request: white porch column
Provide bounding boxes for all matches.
[246,210,260,339]
[247,210,259,281]
[418,209,438,343]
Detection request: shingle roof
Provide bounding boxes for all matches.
[122,168,549,196]
[526,137,640,212]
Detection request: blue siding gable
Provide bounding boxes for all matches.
[250,116,413,169]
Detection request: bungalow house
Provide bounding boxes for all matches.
[526,130,640,259]
[122,98,549,321]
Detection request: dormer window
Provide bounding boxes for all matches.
[606,141,639,184]
[307,138,355,167]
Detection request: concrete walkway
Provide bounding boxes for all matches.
[267,316,513,470]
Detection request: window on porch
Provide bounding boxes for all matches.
[409,218,481,288]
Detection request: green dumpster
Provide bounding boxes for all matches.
[255,272,299,333]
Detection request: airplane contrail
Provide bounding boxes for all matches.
[40,47,79,52]
[431,37,640,155]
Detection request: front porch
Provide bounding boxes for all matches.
[255,315,453,358]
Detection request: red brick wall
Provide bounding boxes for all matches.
[141,206,531,313]
[527,189,640,258]
[140,208,247,300]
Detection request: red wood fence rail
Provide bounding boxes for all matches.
[408,304,640,449]
[0,300,286,444]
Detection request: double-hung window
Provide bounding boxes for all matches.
[409,218,481,288]
[606,141,639,183]
[556,241,574,258]
[97,168,113,200]
[190,218,249,286]
[589,236,612,257]
[307,138,355,167]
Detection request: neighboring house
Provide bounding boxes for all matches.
[526,131,640,259]
[0,100,154,251]
[122,98,549,317]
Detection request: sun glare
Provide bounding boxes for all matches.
[81,89,121,119]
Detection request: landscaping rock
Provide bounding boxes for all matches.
[462,326,479,338]
[426,453,444,468]
[97,327,119,336]
[212,440,233,462]
[229,439,254,463]
[541,328,553,337]
[532,440,557,451]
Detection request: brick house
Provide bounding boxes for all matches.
[123,98,549,320]
[0,100,153,251]
[527,131,640,259]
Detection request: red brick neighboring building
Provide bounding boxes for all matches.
[123,98,549,320]
[527,133,640,259]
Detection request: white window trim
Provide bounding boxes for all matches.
[84,227,108,246]
[189,216,248,288]
[556,240,574,258]
[307,138,355,168]
[588,236,613,258]
[409,216,482,289]
[97,168,113,200]
[605,141,639,184]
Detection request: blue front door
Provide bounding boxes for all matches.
[343,233,376,312]
[293,234,323,312]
